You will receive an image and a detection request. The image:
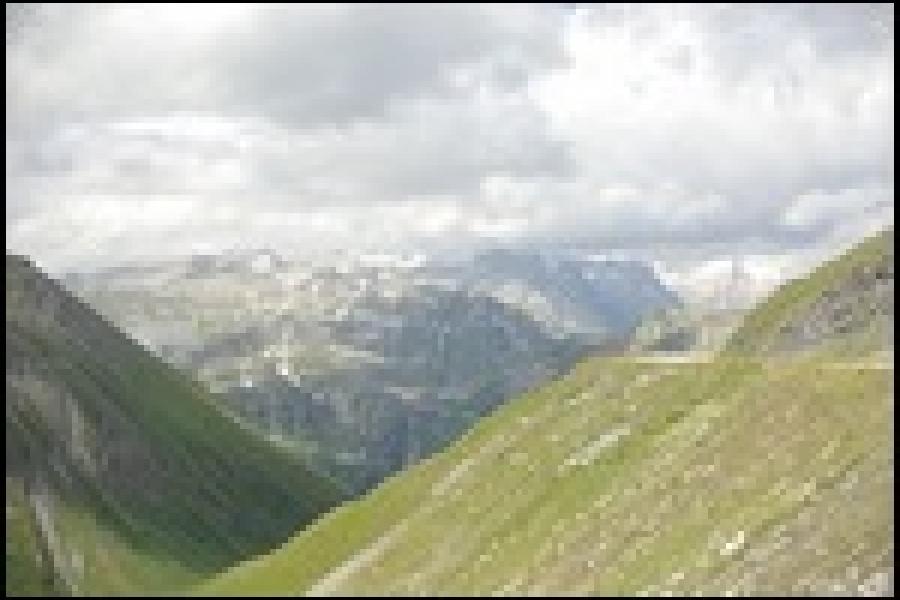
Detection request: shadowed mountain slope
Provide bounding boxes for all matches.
[6,255,342,596]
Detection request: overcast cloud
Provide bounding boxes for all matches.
[5,3,894,287]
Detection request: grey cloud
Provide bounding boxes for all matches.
[6,4,573,223]
[9,91,573,209]
[218,4,567,126]
[7,4,567,129]
[5,3,893,272]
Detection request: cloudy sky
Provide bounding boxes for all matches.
[5,3,894,294]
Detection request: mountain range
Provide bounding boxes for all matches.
[7,229,892,596]
[201,229,893,596]
[64,248,678,491]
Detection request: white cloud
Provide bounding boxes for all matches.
[529,4,893,247]
[5,3,894,279]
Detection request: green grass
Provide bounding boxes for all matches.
[30,493,201,596]
[200,229,894,596]
[6,255,344,596]
[725,229,893,357]
[200,352,892,595]
[6,479,62,597]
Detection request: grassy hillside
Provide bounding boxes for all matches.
[6,255,342,596]
[725,229,893,357]
[200,230,893,596]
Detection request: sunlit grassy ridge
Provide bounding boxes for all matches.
[201,230,893,596]
[725,229,893,357]
[6,255,343,596]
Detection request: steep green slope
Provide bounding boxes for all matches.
[6,255,342,596]
[201,231,893,596]
[726,229,893,357]
[6,478,62,596]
